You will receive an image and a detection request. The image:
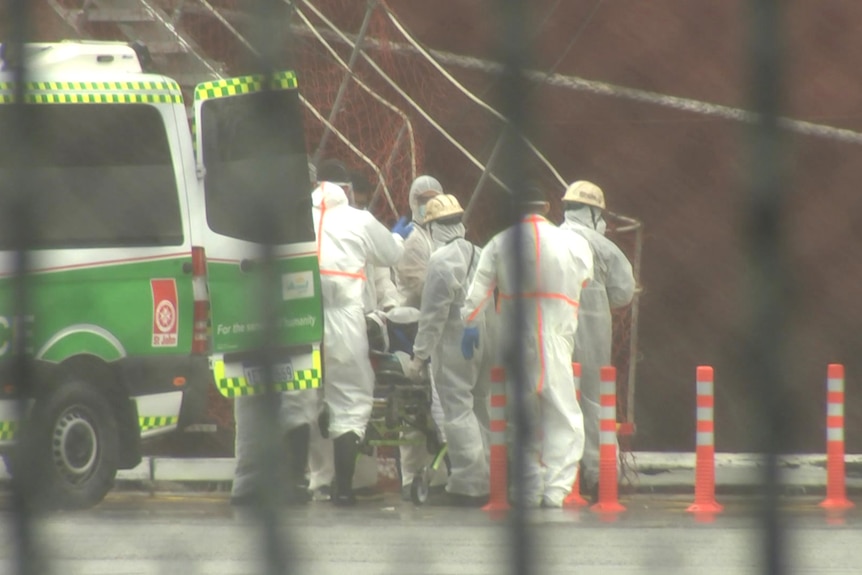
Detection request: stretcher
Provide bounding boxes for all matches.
[363,312,448,504]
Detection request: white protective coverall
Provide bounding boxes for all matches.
[414,221,494,497]
[462,214,594,507]
[561,206,635,489]
[312,182,403,439]
[393,175,448,491]
[308,264,399,495]
[365,265,400,312]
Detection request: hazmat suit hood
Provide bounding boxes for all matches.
[408,175,443,224]
[427,220,466,250]
[312,181,350,210]
[564,205,606,235]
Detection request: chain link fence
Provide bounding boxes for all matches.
[1,1,859,574]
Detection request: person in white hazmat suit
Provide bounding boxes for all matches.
[312,181,405,506]
[406,194,495,506]
[461,183,594,508]
[394,175,443,307]
[560,181,635,499]
[393,175,450,498]
[306,161,403,501]
[353,173,401,496]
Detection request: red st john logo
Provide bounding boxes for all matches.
[151,279,179,347]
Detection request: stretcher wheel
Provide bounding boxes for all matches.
[410,467,430,505]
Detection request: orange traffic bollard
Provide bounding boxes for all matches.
[819,364,854,511]
[687,365,723,515]
[591,366,625,514]
[483,366,510,514]
[564,362,588,508]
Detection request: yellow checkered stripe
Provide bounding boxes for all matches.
[139,416,179,433]
[0,80,183,104]
[0,420,19,441]
[213,349,321,398]
[194,71,298,101]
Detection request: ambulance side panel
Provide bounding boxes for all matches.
[0,81,206,451]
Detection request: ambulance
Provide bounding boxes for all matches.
[0,41,323,508]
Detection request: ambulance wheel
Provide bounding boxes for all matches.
[31,380,119,509]
[410,469,429,505]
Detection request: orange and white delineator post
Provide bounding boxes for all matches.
[483,366,510,513]
[591,366,625,513]
[687,365,723,514]
[819,364,854,510]
[563,362,588,508]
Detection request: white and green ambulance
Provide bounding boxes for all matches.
[0,41,323,508]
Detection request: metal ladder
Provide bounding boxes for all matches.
[45,0,225,90]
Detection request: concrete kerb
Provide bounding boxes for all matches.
[624,452,862,496]
[1,452,861,495]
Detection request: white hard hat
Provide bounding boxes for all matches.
[563,180,605,210]
[423,194,464,224]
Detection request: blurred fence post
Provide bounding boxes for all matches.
[747,1,789,574]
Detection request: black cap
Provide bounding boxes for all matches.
[316,158,350,183]
[521,181,547,204]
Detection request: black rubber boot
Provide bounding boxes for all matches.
[332,432,359,507]
[284,424,311,505]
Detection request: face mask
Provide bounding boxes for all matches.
[429,222,466,249]
[596,218,607,236]
[417,204,427,222]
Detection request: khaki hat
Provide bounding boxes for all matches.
[563,180,605,210]
[423,194,464,224]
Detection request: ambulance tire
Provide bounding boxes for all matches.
[31,380,119,510]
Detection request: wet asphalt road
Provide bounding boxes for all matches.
[0,491,860,574]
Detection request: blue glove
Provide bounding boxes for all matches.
[461,327,480,359]
[392,216,414,239]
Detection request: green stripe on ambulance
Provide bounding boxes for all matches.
[139,416,179,433]
[0,420,17,441]
[194,71,298,101]
[0,79,183,104]
[212,347,321,398]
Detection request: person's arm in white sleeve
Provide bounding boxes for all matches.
[572,235,594,288]
[374,266,399,311]
[394,232,430,306]
[603,241,636,309]
[413,259,456,361]
[461,238,498,328]
[363,213,404,268]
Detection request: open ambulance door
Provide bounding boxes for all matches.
[193,72,323,398]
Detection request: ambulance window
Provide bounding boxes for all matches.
[200,88,313,244]
[0,104,183,249]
